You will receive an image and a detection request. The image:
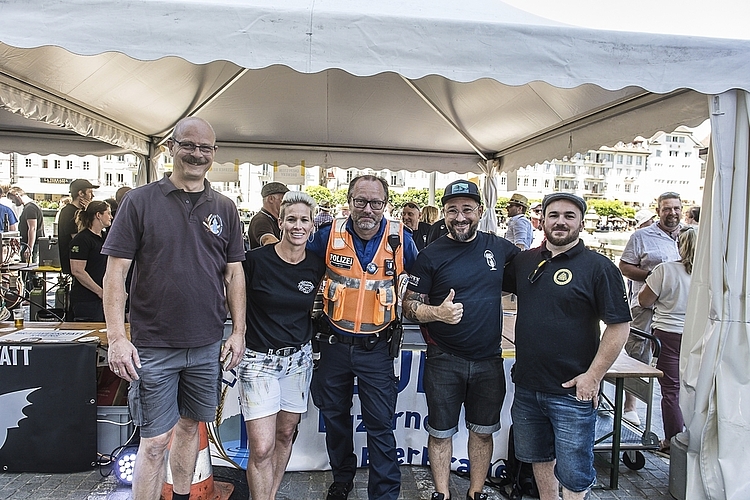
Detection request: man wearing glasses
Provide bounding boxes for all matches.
[502,193,630,500]
[307,174,418,500]
[402,180,520,500]
[103,117,247,500]
[618,191,683,426]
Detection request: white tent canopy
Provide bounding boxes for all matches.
[1,3,749,498]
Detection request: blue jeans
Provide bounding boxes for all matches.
[511,385,597,493]
[311,338,400,500]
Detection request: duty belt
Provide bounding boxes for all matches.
[333,332,383,347]
[266,346,301,357]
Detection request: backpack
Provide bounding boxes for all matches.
[496,425,539,499]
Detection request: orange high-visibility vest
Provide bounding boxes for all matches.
[322,217,404,334]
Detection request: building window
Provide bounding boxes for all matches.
[625,184,631,193]
[117,173,124,183]
[523,178,528,186]
[24,158,31,168]
[532,178,537,187]
[66,160,73,169]
[626,155,633,165]
[616,155,623,164]
[655,150,662,157]
[634,185,639,193]
[679,137,685,143]
[544,179,550,188]
[83,161,90,170]
[346,170,354,183]
[685,151,692,157]
[42,159,48,169]
[390,175,397,185]
[500,176,506,186]
[118,155,125,162]
[669,151,679,157]
[636,156,643,165]
[105,173,112,186]
[54,160,61,169]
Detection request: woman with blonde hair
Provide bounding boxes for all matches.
[420,205,439,225]
[638,226,696,453]
[238,191,326,500]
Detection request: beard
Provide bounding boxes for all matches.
[447,218,478,242]
[351,212,380,231]
[662,214,681,229]
[544,224,580,247]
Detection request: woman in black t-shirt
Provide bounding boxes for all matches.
[238,191,325,500]
[69,200,112,321]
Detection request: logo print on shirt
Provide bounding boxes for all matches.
[298,280,315,294]
[203,214,223,236]
[553,269,573,285]
[408,275,420,287]
[484,250,496,271]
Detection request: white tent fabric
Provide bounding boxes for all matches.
[681,90,750,500]
[0,3,750,497]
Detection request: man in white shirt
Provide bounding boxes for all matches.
[504,193,533,250]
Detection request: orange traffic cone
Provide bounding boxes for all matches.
[161,421,233,500]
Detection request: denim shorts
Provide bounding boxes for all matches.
[423,344,505,438]
[237,342,313,420]
[511,385,597,493]
[128,341,221,439]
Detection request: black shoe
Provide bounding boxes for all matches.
[327,481,354,500]
[466,492,488,500]
[431,493,448,500]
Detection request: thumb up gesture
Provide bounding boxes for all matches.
[438,289,463,325]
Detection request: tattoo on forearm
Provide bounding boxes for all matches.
[403,291,425,322]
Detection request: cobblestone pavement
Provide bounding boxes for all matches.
[1,380,673,499]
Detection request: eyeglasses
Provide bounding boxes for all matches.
[528,258,551,284]
[444,206,481,218]
[169,138,218,155]
[350,198,386,210]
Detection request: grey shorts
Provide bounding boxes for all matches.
[128,341,222,438]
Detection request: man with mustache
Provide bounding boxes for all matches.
[102,117,246,500]
[402,180,519,500]
[307,174,418,500]
[503,193,631,500]
[618,191,683,426]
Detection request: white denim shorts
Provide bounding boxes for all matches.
[237,342,313,420]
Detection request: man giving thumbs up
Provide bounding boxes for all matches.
[403,180,520,500]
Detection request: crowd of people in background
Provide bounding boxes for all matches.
[0,116,702,500]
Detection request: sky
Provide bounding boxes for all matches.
[501,0,749,40]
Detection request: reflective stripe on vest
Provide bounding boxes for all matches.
[323,217,404,334]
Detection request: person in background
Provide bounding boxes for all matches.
[529,202,545,248]
[401,201,431,251]
[8,187,42,263]
[0,185,18,233]
[69,200,112,321]
[314,199,335,230]
[103,117,246,500]
[618,192,682,426]
[504,193,533,250]
[403,180,519,500]
[239,191,326,500]
[684,205,700,227]
[503,193,631,500]
[0,183,22,219]
[307,174,418,500]
[59,179,98,274]
[337,204,350,218]
[54,196,72,236]
[637,226,696,454]
[633,209,655,230]
[104,198,118,219]
[421,205,440,225]
[115,186,132,205]
[248,182,289,249]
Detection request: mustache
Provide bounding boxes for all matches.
[185,157,209,165]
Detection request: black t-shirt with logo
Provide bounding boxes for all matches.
[69,229,107,304]
[243,244,326,351]
[407,231,519,360]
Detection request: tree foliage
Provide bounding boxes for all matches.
[587,199,636,219]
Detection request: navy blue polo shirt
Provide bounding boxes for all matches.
[102,174,246,348]
[503,240,631,395]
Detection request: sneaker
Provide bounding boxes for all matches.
[466,492,488,500]
[326,481,354,500]
[623,410,641,427]
[431,493,447,500]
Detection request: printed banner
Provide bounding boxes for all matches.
[211,349,514,476]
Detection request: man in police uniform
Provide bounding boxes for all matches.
[307,174,418,500]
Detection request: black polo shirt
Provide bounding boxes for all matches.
[503,240,631,395]
[102,174,246,348]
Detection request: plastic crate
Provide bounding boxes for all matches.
[97,406,134,456]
